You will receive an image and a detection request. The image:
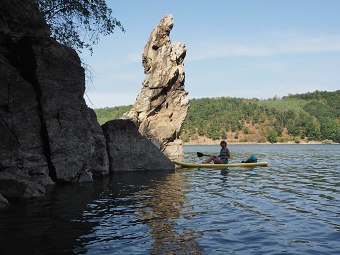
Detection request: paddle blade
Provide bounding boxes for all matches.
[197,152,204,157]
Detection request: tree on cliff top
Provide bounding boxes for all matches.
[36,0,125,54]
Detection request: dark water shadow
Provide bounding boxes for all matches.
[0,171,174,255]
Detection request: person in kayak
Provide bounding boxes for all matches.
[202,140,230,164]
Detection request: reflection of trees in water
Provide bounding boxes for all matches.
[134,172,204,254]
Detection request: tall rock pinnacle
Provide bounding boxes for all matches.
[122,14,189,159]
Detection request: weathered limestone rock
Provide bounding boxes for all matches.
[122,14,189,159]
[102,120,175,172]
[0,1,108,201]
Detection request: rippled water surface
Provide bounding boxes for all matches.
[1,144,339,254]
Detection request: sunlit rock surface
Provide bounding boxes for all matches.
[122,14,189,160]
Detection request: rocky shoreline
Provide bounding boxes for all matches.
[0,5,185,208]
[183,140,330,146]
[182,134,334,145]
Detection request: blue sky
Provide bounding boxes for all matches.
[81,0,340,108]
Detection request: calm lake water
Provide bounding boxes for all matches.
[0,144,339,254]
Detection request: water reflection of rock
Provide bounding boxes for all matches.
[0,179,109,255]
[134,172,204,254]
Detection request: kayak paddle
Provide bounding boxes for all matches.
[197,152,215,157]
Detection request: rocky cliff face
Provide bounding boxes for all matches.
[0,1,108,201]
[122,14,189,159]
[102,119,174,172]
[0,3,176,208]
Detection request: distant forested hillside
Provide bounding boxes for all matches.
[94,105,132,125]
[94,90,340,143]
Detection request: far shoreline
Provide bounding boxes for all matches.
[183,141,338,146]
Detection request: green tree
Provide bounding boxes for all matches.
[287,119,301,137]
[180,132,190,143]
[267,129,278,143]
[36,0,125,54]
[206,124,220,140]
[242,126,249,134]
[221,130,227,139]
[274,123,284,137]
[197,124,205,136]
[305,117,321,141]
[320,117,340,143]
